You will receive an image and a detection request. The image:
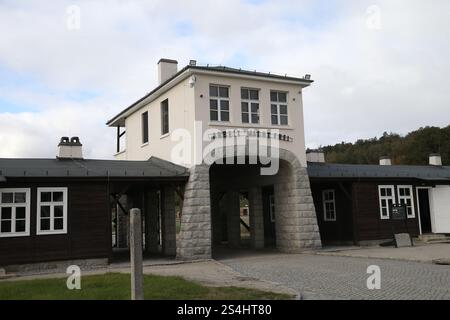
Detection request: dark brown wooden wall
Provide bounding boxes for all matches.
[311,182,354,244]
[0,181,111,266]
[352,182,420,242]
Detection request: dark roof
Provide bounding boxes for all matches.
[106,64,313,127]
[0,157,189,179]
[307,162,450,181]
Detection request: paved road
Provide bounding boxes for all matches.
[219,253,450,300]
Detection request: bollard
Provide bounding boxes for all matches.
[130,208,144,300]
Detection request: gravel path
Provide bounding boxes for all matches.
[219,253,450,300]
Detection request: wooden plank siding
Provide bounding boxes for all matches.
[0,181,111,266]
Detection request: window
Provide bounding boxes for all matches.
[209,85,230,122]
[141,111,149,144]
[241,88,260,124]
[378,185,395,220]
[322,190,336,221]
[0,189,30,237]
[37,188,68,235]
[397,185,415,218]
[161,99,169,135]
[270,91,288,125]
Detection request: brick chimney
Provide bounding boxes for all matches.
[57,137,83,159]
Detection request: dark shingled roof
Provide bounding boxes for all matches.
[0,157,189,179]
[307,162,450,181]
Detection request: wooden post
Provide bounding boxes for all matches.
[130,208,144,300]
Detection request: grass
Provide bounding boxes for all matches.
[0,273,292,300]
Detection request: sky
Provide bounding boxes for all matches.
[0,0,449,159]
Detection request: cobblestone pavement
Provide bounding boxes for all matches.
[219,253,450,300]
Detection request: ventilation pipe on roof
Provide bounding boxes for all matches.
[158,58,178,84]
[429,153,442,166]
[57,136,83,160]
[379,156,392,166]
[306,150,325,163]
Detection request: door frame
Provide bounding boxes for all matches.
[415,186,432,235]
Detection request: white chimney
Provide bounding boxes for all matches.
[306,150,325,163]
[158,58,178,84]
[379,156,392,166]
[429,153,442,166]
[58,137,83,159]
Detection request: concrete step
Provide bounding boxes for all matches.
[417,234,450,244]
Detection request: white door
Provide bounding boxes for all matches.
[430,186,450,233]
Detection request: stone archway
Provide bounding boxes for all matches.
[176,148,322,260]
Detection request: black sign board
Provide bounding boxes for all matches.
[391,204,407,221]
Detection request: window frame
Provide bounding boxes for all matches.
[0,188,31,238]
[397,185,416,218]
[241,87,260,124]
[378,185,395,220]
[141,111,149,145]
[322,189,337,222]
[270,90,289,126]
[37,187,68,235]
[161,99,169,136]
[209,85,230,122]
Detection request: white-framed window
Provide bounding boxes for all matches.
[270,91,288,125]
[378,185,395,220]
[161,99,169,135]
[141,111,149,144]
[37,187,68,235]
[241,88,260,124]
[209,85,230,122]
[0,188,30,238]
[322,190,336,221]
[397,185,415,218]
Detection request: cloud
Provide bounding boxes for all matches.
[0,0,449,158]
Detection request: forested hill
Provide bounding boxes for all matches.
[317,125,450,166]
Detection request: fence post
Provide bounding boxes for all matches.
[130,208,144,300]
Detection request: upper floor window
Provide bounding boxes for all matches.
[397,185,415,218]
[161,99,169,135]
[141,111,149,144]
[0,188,30,238]
[270,91,288,125]
[209,85,229,122]
[322,190,336,222]
[37,188,68,235]
[241,88,260,124]
[378,185,395,220]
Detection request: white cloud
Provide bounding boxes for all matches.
[0,0,449,158]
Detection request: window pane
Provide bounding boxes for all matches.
[219,86,229,98]
[41,192,52,202]
[271,115,278,125]
[210,99,218,110]
[381,199,386,207]
[209,85,218,97]
[249,89,259,100]
[1,193,13,204]
[270,91,278,102]
[14,193,26,203]
[54,218,64,230]
[280,105,288,115]
[251,103,259,113]
[251,114,259,124]
[1,207,12,220]
[54,206,64,218]
[1,221,11,233]
[241,88,249,100]
[404,188,410,196]
[220,100,229,110]
[41,206,51,218]
[399,188,405,196]
[386,189,392,196]
[210,110,218,121]
[16,207,25,219]
[40,219,50,231]
[15,220,25,232]
[271,104,277,114]
[53,192,64,202]
[381,189,386,197]
[142,112,149,143]
[382,208,387,216]
[221,111,229,122]
[280,115,288,125]
[241,102,248,112]
[242,113,249,123]
[278,92,287,102]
